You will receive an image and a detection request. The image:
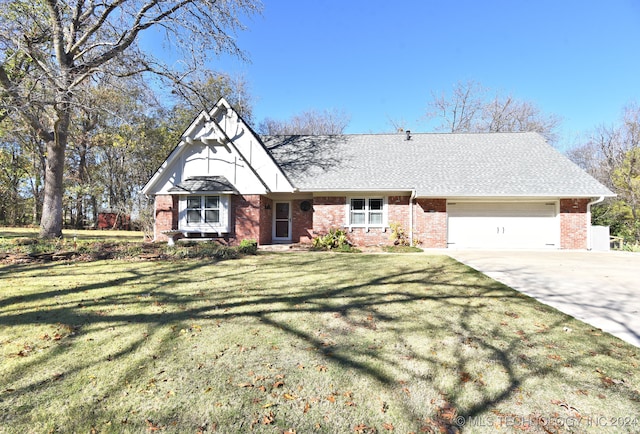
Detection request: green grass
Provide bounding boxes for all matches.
[1,253,638,433]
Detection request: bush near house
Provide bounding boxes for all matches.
[311,228,358,252]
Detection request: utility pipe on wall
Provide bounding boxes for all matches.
[409,189,417,246]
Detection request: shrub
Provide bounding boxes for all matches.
[312,228,358,252]
[389,222,409,246]
[238,239,258,255]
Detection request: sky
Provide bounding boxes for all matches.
[153,0,640,149]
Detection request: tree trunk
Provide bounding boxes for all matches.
[39,108,69,238]
[40,140,66,238]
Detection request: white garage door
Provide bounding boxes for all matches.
[447,202,558,249]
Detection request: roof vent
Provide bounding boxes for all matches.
[405,130,411,141]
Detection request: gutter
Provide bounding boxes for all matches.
[586,196,605,250]
[409,189,417,246]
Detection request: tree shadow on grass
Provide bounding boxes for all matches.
[0,254,638,432]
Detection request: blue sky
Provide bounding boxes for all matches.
[171,1,640,148]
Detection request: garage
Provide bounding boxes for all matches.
[447,201,559,249]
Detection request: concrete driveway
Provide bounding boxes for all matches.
[446,250,640,347]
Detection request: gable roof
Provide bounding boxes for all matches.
[142,98,294,196]
[262,132,614,198]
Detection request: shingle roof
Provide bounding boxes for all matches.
[261,132,614,197]
[168,176,239,194]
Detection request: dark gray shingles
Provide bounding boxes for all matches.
[262,132,614,197]
[168,176,239,194]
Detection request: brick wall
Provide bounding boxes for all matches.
[291,200,314,243]
[560,198,589,249]
[414,198,448,248]
[312,197,346,235]
[154,194,178,242]
[311,195,447,247]
[259,197,273,245]
[233,195,262,244]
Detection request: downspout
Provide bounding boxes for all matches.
[586,196,605,250]
[409,189,417,246]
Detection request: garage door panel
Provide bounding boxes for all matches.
[448,202,558,249]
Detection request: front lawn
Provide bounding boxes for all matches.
[0,227,144,242]
[0,254,638,433]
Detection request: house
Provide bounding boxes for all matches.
[142,98,615,249]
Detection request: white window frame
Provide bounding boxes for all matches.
[346,197,387,229]
[179,194,230,233]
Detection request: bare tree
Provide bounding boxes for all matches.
[170,71,254,124]
[427,80,561,144]
[480,94,561,143]
[427,80,486,133]
[0,0,259,238]
[258,108,351,135]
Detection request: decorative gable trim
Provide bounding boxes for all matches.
[142,98,294,196]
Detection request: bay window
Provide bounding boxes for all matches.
[181,195,229,232]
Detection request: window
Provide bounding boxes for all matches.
[349,198,385,227]
[186,195,221,224]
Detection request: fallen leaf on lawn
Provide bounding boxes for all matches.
[145,419,162,431]
[326,395,336,403]
[262,403,276,408]
[345,401,356,407]
[354,424,371,433]
[283,393,296,400]
[204,387,213,393]
[237,383,253,388]
[262,412,275,425]
[383,423,394,431]
[273,381,285,389]
[316,365,328,372]
[304,401,310,413]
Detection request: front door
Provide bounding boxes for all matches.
[273,202,292,242]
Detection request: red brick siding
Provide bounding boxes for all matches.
[415,199,448,248]
[259,197,273,245]
[387,195,411,228]
[312,197,346,235]
[233,195,262,244]
[291,200,314,244]
[154,194,178,242]
[560,198,589,249]
[311,195,448,247]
